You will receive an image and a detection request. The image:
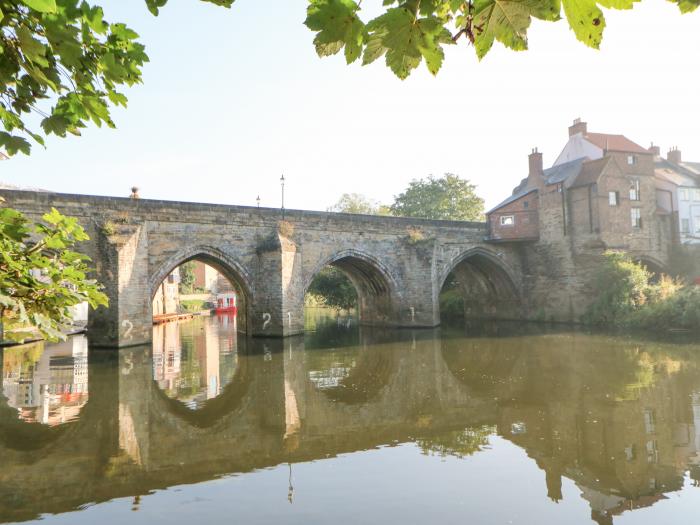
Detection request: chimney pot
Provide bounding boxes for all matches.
[568,118,587,137]
[648,143,660,156]
[667,147,682,165]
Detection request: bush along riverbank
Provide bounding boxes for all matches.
[583,251,700,332]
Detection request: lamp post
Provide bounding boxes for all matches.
[280,174,285,220]
[256,195,260,208]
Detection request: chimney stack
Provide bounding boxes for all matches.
[648,143,660,157]
[568,118,587,137]
[668,147,682,165]
[528,148,544,188]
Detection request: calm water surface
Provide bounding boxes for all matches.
[2,313,700,524]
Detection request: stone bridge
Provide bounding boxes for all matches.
[2,189,529,347]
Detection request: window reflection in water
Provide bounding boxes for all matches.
[1,336,88,426]
[152,315,239,409]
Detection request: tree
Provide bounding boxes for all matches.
[0,0,233,157]
[390,173,484,221]
[306,266,358,311]
[2,1,699,158]
[179,260,196,294]
[329,193,390,215]
[305,0,700,79]
[0,201,108,342]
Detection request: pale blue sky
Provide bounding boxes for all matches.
[5,0,700,210]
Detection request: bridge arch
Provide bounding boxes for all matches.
[149,245,255,332]
[304,250,397,326]
[438,247,522,322]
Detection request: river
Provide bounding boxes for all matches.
[1,312,700,524]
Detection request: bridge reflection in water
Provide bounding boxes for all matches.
[1,318,700,524]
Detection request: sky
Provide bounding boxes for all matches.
[4,0,700,211]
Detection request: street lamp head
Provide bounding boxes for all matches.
[256,195,260,207]
[280,174,285,184]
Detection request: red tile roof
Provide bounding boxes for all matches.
[584,133,648,154]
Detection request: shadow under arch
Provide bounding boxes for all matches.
[150,351,252,429]
[633,256,668,283]
[149,245,254,332]
[439,247,522,322]
[305,249,398,326]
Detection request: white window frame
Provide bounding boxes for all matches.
[608,191,619,206]
[500,215,515,226]
[694,189,700,202]
[629,179,641,201]
[627,155,636,165]
[680,188,690,201]
[631,207,642,229]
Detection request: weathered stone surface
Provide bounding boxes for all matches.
[0,187,671,346]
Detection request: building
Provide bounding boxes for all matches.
[654,148,700,245]
[488,119,671,273]
[152,268,180,316]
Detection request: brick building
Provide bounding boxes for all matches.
[488,119,672,273]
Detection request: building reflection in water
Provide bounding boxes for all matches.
[3,319,700,525]
[151,314,238,409]
[1,335,88,426]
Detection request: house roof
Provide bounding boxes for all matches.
[569,157,611,188]
[583,133,648,154]
[543,157,586,185]
[487,187,538,215]
[655,158,700,187]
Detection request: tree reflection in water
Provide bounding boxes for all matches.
[1,316,700,525]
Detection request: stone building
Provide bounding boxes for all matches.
[152,267,180,316]
[486,119,677,320]
[488,119,673,273]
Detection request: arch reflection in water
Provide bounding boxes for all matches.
[1,336,88,426]
[152,315,239,409]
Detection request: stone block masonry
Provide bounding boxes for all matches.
[0,188,668,347]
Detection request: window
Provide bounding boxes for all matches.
[627,155,636,165]
[631,207,642,228]
[682,218,690,233]
[608,191,619,206]
[643,409,656,434]
[694,189,700,201]
[523,201,529,209]
[646,440,658,464]
[695,216,700,234]
[629,179,641,201]
[500,215,515,226]
[680,188,690,201]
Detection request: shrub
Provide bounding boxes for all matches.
[583,251,651,326]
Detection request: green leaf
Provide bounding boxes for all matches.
[364,8,452,79]
[673,0,700,13]
[0,132,31,156]
[21,0,57,13]
[305,0,366,64]
[472,0,560,60]
[561,0,605,49]
[16,25,49,67]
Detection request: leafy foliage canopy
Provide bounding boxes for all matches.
[390,173,484,221]
[0,200,108,342]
